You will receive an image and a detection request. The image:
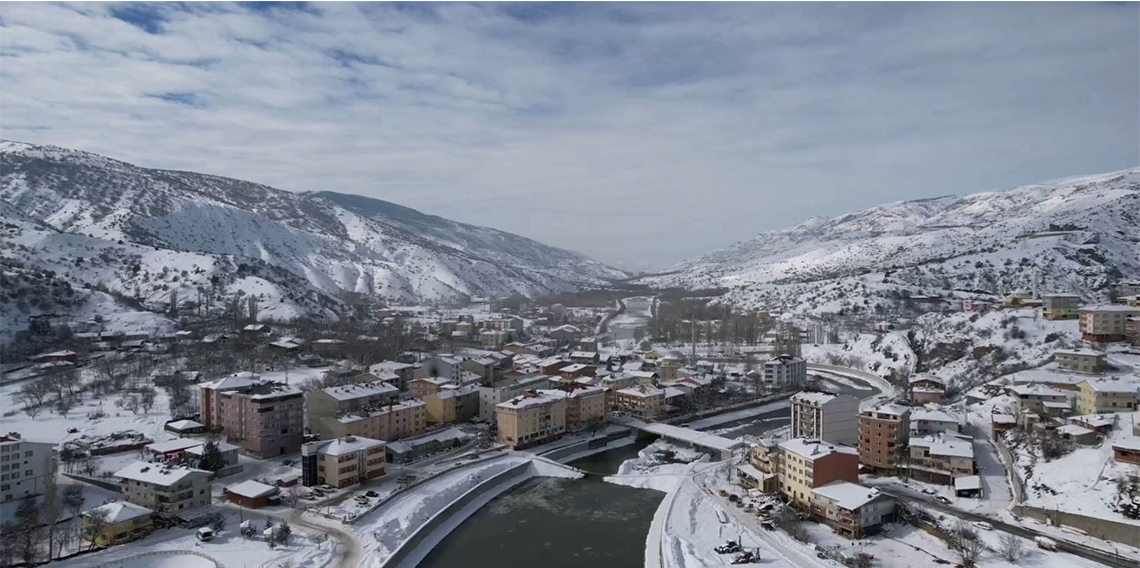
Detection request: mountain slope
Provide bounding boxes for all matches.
[0,140,625,335]
[641,169,1140,315]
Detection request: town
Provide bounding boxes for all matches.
[1,283,1138,568]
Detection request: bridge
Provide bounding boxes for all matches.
[613,416,745,460]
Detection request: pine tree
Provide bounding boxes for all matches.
[197,439,226,472]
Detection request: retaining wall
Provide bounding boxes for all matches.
[539,430,632,462]
[1014,505,1140,548]
[382,461,532,568]
[806,363,897,397]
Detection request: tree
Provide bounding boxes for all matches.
[138,387,157,414]
[275,520,291,544]
[56,395,77,416]
[210,513,227,533]
[117,393,143,415]
[197,439,226,472]
[82,507,110,551]
[310,532,329,549]
[997,532,1024,563]
[13,498,43,563]
[62,485,87,519]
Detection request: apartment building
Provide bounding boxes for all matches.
[615,385,666,420]
[539,385,607,431]
[319,399,427,442]
[777,438,860,508]
[1042,294,1081,320]
[1077,379,1140,415]
[423,356,464,381]
[1113,437,1140,465]
[424,385,480,425]
[747,439,781,493]
[1079,305,1140,342]
[0,433,56,502]
[763,355,807,388]
[215,382,304,458]
[909,407,962,436]
[477,375,553,422]
[408,377,454,399]
[790,391,860,445]
[858,404,910,473]
[1054,349,1106,374]
[810,481,896,538]
[198,371,262,429]
[300,436,387,488]
[908,375,946,405]
[368,361,418,390]
[306,381,400,434]
[1006,384,1073,418]
[907,434,975,485]
[496,391,567,449]
[114,461,212,514]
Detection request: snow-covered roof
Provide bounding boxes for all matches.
[909,374,945,386]
[321,381,399,401]
[315,436,385,456]
[198,371,261,391]
[954,475,982,491]
[910,407,962,424]
[1057,424,1094,437]
[145,438,203,454]
[863,403,910,418]
[779,438,858,460]
[412,376,454,386]
[387,428,471,454]
[226,480,278,499]
[1009,369,1087,387]
[1084,379,1140,394]
[1054,348,1104,357]
[1112,437,1140,452]
[736,463,772,481]
[911,434,974,459]
[185,441,238,455]
[114,461,210,487]
[991,414,1017,424]
[498,391,564,410]
[791,391,840,405]
[1007,383,1070,398]
[812,481,885,510]
[570,351,598,359]
[1080,304,1140,313]
[663,387,686,399]
[166,419,204,431]
[617,386,665,398]
[84,501,152,523]
[1069,414,1113,428]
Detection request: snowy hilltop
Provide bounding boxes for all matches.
[0,140,625,337]
[640,169,1140,315]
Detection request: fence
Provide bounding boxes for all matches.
[1013,505,1140,548]
[62,472,122,493]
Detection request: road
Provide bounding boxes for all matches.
[879,488,1137,568]
[289,509,363,568]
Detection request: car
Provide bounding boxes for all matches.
[366,490,379,498]
[319,485,337,493]
[731,551,756,564]
[760,521,775,531]
[972,521,994,531]
[921,488,938,495]
[933,496,952,505]
[714,541,742,554]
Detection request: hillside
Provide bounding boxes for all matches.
[641,169,1140,315]
[0,141,625,339]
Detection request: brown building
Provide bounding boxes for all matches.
[199,373,303,458]
[322,399,428,443]
[1079,305,1140,342]
[778,438,860,508]
[1113,437,1140,465]
[858,404,910,473]
[224,480,278,509]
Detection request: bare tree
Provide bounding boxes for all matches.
[138,387,157,414]
[957,535,985,566]
[997,532,1024,563]
[17,380,50,409]
[82,507,110,550]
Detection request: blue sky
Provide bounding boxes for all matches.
[1,2,1137,271]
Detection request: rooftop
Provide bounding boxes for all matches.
[862,403,910,418]
[779,438,859,460]
[314,436,386,456]
[911,434,974,459]
[617,386,665,398]
[114,461,210,487]
[1054,348,1105,357]
[497,391,564,410]
[1113,436,1140,452]
[83,501,153,523]
[954,475,982,491]
[145,438,204,454]
[812,481,884,510]
[1080,305,1140,313]
[321,381,399,401]
[225,480,278,499]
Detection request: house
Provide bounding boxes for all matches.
[1076,378,1140,415]
[185,441,242,477]
[1008,368,1087,391]
[240,323,272,337]
[1079,305,1140,342]
[777,439,860,508]
[790,391,860,445]
[1067,414,1115,435]
[496,391,567,449]
[165,419,206,436]
[909,407,962,436]
[569,351,600,365]
[953,475,982,498]
[746,440,781,493]
[82,501,153,546]
[1112,437,1140,465]
[1006,384,1073,417]
[858,404,910,473]
[0,433,57,502]
[114,462,212,514]
[558,363,596,379]
[810,481,896,538]
[907,433,975,485]
[1042,294,1082,320]
[224,480,279,509]
[547,325,580,345]
[1054,349,1106,374]
[991,414,1017,434]
[1056,424,1098,445]
[28,350,79,364]
[407,376,454,399]
[300,436,387,488]
[144,438,205,464]
[908,375,947,404]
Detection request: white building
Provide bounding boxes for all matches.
[763,355,807,387]
[909,407,963,436]
[0,433,57,503]
[790,391,860,445]
[114,461,212,514]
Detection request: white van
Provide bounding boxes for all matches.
[196,527,214,542]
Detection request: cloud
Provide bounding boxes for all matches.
[1,2,1137,270]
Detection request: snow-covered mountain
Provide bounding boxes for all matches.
[0,140,625,336]
[641,169,1140,315]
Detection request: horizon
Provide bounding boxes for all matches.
[2,2,1138,271]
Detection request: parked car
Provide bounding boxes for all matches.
[921,488,938,495]
[972,521,994,531]
[366,490,379,498]
[1034,536,1057,551]
[319,485,337,493]
[933,496,952,505]
[760,520,775,531]
[714,541,742,554]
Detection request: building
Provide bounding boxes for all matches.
[746,440,781,493]
[477,375,553,422]
[0,433,57,502]
[387,429,471,464]
[790,391,860,445]
[113,461,212,514]
[496,391,567,449]
[858,404,910,473]
[144,438,206,464]
[319,399,427,443]
[81,501,153,546]
[777,438,860,508]
[1077,379,1140,415]
[1112,437,1140,465]
[763,355,807,388]
[165,419,206,436]
[1054,349,1106,374]
[1006,384,1073,417]
[424,385,480,425]
[408,377,453,399]
[539,385,607,432]
[461,358,496,383]
[909,407,962,436]
[423,356,464,381]
[201,378,304,458]
[306,381,401,439]
[1042,294,1082,320]
[908,375,946,405]
[1079,305,1140,342]
[224,480,278,509]
[185,441,242,477]
[810,481,896,538]
[300,436,387,488]
[368,361,417,390]
[907,434,975,485]
[615,385,666,420]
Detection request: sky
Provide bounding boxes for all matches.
[1,2,1137,272]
